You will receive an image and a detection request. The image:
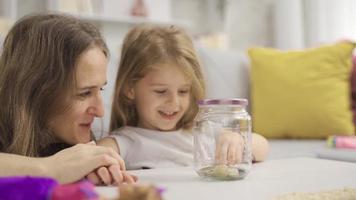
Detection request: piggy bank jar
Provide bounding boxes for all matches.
[193,98,252,180]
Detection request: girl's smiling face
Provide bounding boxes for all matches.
[127,63,191,131]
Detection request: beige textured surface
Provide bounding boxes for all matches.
[273,188,356,200]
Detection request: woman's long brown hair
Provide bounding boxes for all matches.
[0,13,108,157]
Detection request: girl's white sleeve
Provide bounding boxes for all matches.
[109,134,132,159]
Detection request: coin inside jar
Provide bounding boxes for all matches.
[197,165,244,180]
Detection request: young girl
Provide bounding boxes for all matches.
[98,25,269,170]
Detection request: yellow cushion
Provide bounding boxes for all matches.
[248,42,355,139]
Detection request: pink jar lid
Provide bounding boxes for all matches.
[197,98,248,106]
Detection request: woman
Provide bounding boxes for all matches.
[0,13,135,185]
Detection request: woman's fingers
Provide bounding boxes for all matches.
[92,145,123,164]
[97,167,112,185]
[87,165,124,186]
[94,146,127,172]
[92,165,137,186]
[108,165,124,185]
[118,156,126,171]
[91,154,119,170]
[86,172,101,185]
[79,145,127,173]
[122,171,137,184]
[45,144,128,184]
[132,174,138,182]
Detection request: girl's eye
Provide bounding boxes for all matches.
[100,87,105,91]
[154,90,166,94]
[179,89,190,95]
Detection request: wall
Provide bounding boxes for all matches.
[2,0,278,51]
[172,0,277,50]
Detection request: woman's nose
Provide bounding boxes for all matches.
[88,95,105,117]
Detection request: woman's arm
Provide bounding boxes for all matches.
[0,153,48,177]
[251,133,270,162]
[0,143,123,184]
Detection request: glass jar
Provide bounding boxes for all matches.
[193,98,252,180]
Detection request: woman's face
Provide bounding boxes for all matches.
[49,47,108,144]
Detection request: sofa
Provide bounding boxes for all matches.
[197,46,327,161]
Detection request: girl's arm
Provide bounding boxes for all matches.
[252,133,270,162]
[0,144,123,184]
[215,131,270,164]
[97,137,120,154]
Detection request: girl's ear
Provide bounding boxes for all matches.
[124,84,135,100]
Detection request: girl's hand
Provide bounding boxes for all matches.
[215,129,244,165]
[43,143,124,184]
[86,165,138,185]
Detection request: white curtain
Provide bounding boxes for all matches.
[273,0,356,49]
[273,0,304,49]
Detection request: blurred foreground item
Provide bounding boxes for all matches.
[118,184,164,200]
[0,176,98,200]
[131,0,148,17]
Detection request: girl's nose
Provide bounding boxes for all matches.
[167,93,180,107]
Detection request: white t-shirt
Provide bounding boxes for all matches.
[110,126,194,170]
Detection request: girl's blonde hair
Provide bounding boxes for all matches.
[0,13,108,156]
[110,25,205,131]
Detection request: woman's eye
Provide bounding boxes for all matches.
[79,91,91,98]
[100,87,105,91]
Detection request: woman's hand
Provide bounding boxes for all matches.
[215,129,244,165]
[43,143,125,184]
[87,137,137,185]
[86,165,137,185]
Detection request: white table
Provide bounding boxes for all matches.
[96,157,356,200]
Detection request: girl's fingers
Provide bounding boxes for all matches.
[227,144,237,165]
[237,144,243,163]
[216,142,228,165]
[215,141,222,163]
[216,131,245,165]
